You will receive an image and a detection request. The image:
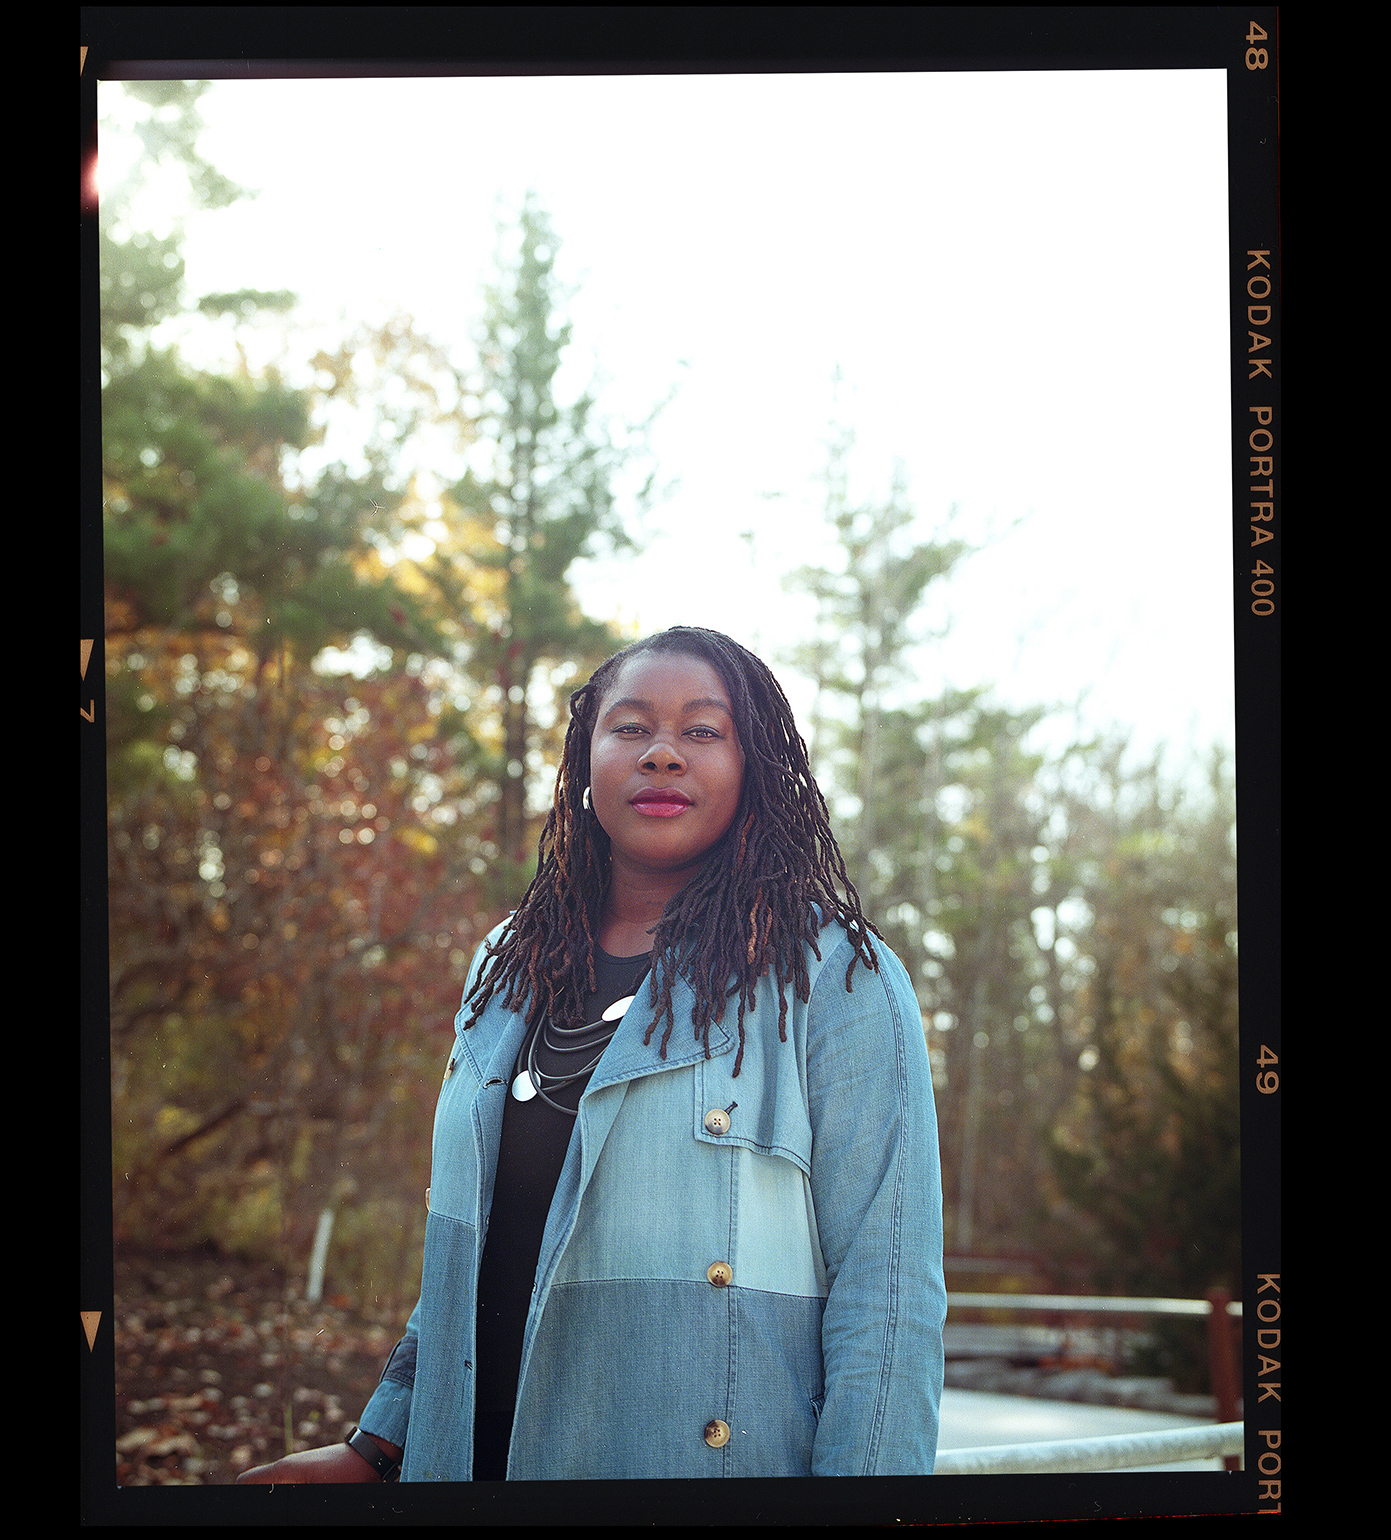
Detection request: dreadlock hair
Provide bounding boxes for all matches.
[462,625,881,1076]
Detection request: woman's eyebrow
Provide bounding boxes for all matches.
[601,696,733,716]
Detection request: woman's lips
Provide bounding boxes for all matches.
[630,789,692,817]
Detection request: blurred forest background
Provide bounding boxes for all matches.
[96,82,1239,1478]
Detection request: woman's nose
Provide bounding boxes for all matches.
[640,738,685,772]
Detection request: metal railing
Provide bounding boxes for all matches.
[948,1290,1242,1319]
[943,1285,1244,1471]
[935,1420,1244,1474]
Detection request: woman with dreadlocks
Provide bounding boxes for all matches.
[239,626,945,1485]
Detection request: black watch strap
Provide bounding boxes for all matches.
[345,1425,401,1482]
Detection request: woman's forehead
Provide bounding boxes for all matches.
[597,651,733,714]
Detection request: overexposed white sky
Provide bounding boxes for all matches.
[100,69,1234,776]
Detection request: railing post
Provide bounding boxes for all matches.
[1205,1286,1240,1470]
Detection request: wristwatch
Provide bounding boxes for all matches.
[344,1425,402,1482]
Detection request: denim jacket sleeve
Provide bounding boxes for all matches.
[357,1296,420,1449]
[804,937,947,1475]
[356,931,501,1453]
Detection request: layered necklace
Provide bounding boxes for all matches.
[511,966,651,1117]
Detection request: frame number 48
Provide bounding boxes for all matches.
[1246,20,1270,70]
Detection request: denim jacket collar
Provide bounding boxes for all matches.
[461,966,739,1093]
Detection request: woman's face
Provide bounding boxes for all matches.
[588,651,746,884]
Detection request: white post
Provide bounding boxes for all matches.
[306,1206,335,1304]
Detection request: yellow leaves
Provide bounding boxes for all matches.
[398,826,439,857]
[347,544,392,586]
[309,345,357,399]
[959,812,990,844]
[385,555,435,601]
[155,1105,200,1142]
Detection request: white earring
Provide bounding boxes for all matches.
[582,786,592,811]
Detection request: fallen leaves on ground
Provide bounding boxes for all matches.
[113,1248,404,1486]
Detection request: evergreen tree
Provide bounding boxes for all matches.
[1041,748,1240,1382]
[784,403,1239,1366]
[785,424,969,889]
[789,439,1046,1248]
[100,98,652,1288]
[101,84,477,1278]
[447,195,644,894]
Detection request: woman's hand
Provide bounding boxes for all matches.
[235,1434,403,1484]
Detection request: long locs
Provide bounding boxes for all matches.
[460,629,881,1076]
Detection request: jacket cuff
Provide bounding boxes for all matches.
[358,1376,412,1451]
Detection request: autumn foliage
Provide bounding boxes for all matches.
[98,86,1240,1391]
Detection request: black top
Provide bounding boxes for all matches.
[471,946,651,1481]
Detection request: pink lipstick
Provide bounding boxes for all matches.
[630,788,692,817]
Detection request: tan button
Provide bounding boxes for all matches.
[703,1419,731,1448]
[704,1108,731,1135]
[424,1188,431,1211]
[706,1260,733,1288]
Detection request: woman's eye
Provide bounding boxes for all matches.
[611,722,721,739]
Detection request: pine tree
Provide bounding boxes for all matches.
[100,84,477,1273]
[448,195,643,892]
[1042,749,1240,1382]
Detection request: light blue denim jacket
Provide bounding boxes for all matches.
[360,919,946,1480]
